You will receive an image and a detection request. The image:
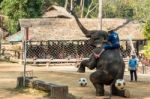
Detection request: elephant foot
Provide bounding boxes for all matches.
[96,90,104,96]
[123,89,130,98]
[96,93,104,96]
[112,89,130,98]
[77,66,85,73]
[77,69,85,73]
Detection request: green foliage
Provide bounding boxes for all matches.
[103,0,133,18]
[143,20,150,58]
[143,20,150,39]
[129,0,150,21]
[3,18,19,34]
[1,0,150,34]
[0,0,44,33]
[72,0,134,18]
[0,0,3,3]
[103,1,116,18]
[144,41,150,58]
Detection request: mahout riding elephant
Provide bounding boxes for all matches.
[71,11,130,97]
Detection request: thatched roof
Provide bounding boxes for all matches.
[11,5,143,41]
[42,5,73,18]
[8,5,144,42]
[16,18,144,41]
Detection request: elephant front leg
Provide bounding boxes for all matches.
[77,60,88,73]
[77,55,97,73]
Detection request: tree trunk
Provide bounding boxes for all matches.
[64,0,68,9]
[85,0,98,18]
[70,0,73,11]
[80,0,85,18]
[51,86,68,99]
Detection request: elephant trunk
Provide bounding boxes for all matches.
[71,11,91,38]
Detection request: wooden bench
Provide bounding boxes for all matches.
[17,77,68,99]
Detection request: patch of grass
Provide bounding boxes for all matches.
[13,87,48,96]
[67,93,83,99]
[13,87,81,99]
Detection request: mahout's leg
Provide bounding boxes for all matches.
[90,70,110,96]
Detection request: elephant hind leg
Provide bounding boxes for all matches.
[94,84,104,96]
[111,83,130,97]
[90,70,110,96]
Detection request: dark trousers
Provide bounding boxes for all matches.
[130,70,137,81]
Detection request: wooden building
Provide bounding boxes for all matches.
[6,5,146,59]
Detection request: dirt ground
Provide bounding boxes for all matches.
[0,61,150,99]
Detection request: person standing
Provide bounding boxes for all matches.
[128,55,138,82]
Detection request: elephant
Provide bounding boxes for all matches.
[71,11,130,97]
[78,44,129,97]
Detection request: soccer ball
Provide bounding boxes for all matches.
[115,79,126,90]
[78,78,87,87]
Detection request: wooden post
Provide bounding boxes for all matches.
[16,76,24,87]
[70,0,72,11]
[51,85,68,99]
[99,0,103,30]
[136,40,139,56]
[16,76,33,88]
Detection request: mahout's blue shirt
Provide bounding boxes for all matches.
[104,31,120,50]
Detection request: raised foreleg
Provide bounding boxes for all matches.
[77,54,97,73]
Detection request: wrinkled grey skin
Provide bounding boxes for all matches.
[71,11,127,97]
[78,46,125,96]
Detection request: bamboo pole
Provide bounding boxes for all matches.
[99,0,103,30]
[23,27,29,87]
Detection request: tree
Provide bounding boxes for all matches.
[143,20,150,58]
[102,0,134,18]
[85,0,98,18]
[143,20,150,39]
[128,0,150,21]
[0,0,44,33]
[64,0,68,9]
[80,0,85,18]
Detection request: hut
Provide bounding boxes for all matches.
[6,5,146,60]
